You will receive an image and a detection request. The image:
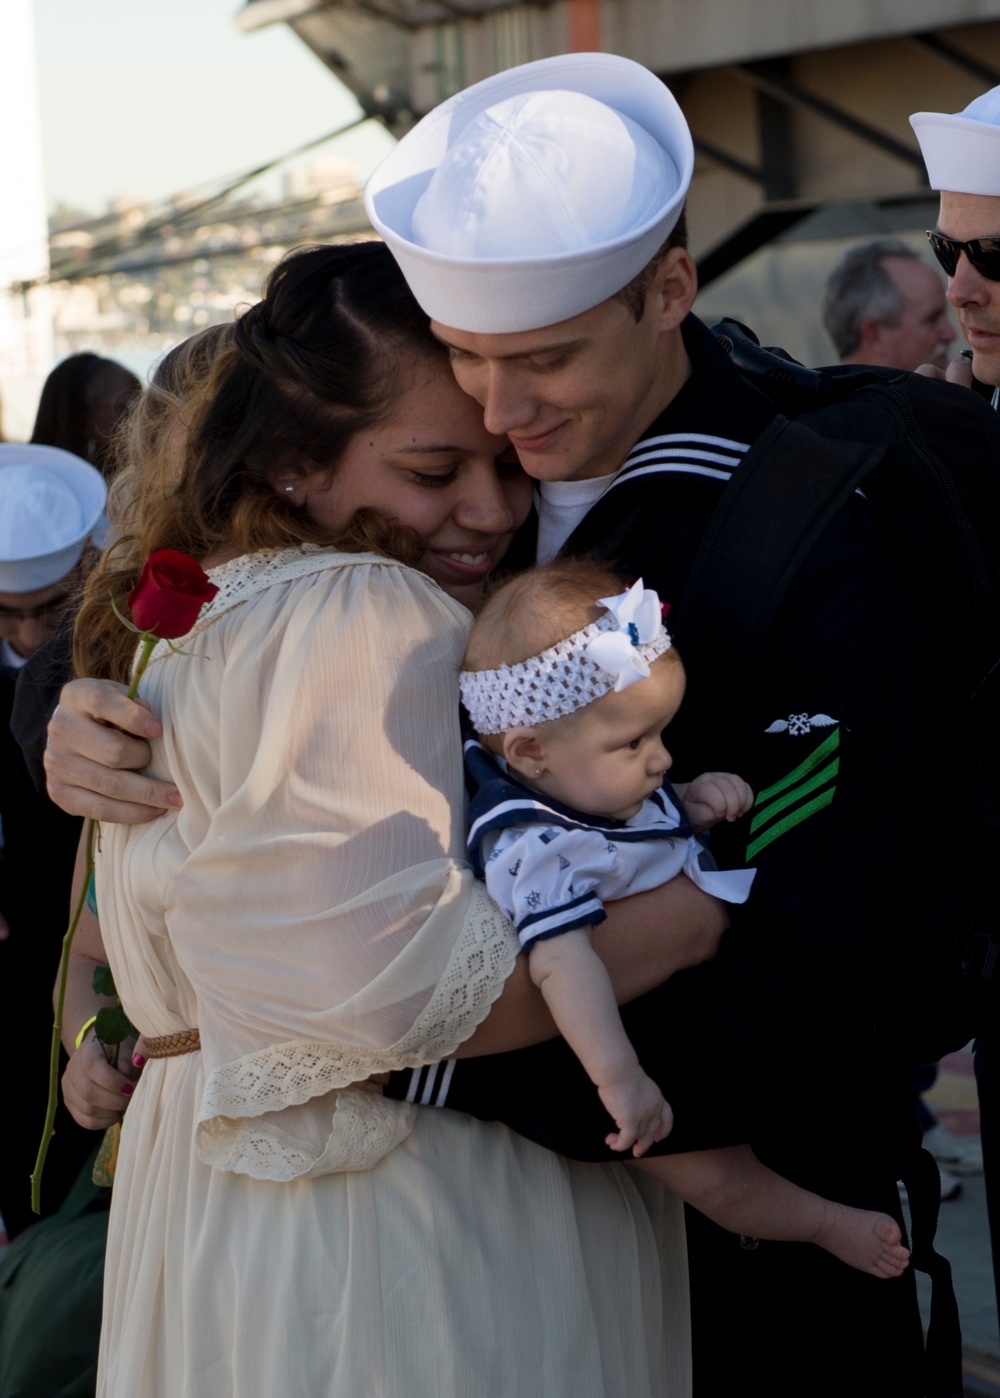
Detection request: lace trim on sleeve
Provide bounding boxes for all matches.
[195,881,518,1178]
[197,1084,418,1182]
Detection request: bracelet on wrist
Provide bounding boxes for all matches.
[74,1015,98,1050]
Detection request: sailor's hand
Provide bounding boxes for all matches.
[46,678,181,823]
[917,349,975,387]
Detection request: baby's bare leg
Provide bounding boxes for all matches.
[635,1145,909,1280]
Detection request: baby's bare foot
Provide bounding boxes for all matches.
[816,1204,910,1278]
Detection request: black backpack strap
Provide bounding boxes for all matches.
[673,416,886,659]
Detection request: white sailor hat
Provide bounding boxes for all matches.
[911,85,1000,195]
[0,445,107,592]
[364,53,694,333]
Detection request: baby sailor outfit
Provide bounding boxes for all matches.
[465,739,755,951]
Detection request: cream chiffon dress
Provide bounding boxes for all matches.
[94,547,691,1398]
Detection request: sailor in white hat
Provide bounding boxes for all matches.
[365,53,697,494]
[0,444,107,665]
[367,53,930,1396]
[912,78,1000,1339]
[912,87,1000,394]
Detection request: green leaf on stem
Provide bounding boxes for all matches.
[92,963,117,998]
[163,639,203,659]
[108,591,144,636]
[94,1005,135,1046]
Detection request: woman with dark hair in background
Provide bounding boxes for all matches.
[31,353,140,478]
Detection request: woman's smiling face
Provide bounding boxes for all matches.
[300,359,532,610]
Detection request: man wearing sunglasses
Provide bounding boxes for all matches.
[913,88,1000,401]
[912,84,1000,1322]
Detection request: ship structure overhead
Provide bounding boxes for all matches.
[237,0,1000,280]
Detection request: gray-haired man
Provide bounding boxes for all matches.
[821,236,954,370]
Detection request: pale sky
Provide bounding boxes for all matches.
[33,0,396,213]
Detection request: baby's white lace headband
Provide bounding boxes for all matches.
[460,579,671,735]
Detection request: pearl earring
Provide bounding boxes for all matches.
[285,485,295,494]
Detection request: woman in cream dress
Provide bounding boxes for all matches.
[57,245,719,1397]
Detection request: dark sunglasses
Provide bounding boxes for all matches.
[926,229,1000,281]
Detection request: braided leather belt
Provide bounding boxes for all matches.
[143,1028,201,1058]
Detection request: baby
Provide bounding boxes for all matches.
[458,557,909,1280]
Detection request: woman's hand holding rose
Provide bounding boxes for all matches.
[61,1032,141,1131]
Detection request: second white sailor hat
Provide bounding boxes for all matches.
[364,53,694,334]
[911,85,1000,195]
[0,444,107,591]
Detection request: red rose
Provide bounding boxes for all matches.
[128,550,219,639]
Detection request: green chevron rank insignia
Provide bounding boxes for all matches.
[747,725,840,860]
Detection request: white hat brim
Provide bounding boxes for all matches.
[365,54,694,333]
[0,445,107,591]
[910,110,1000,196]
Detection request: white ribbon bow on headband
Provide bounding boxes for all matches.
[585,579,665,692]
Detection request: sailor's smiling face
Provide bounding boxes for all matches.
[431,248,697,486]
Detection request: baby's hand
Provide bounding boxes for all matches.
[598,1072,674,1158]
[682,771,754,831]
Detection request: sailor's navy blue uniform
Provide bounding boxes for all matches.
[389,315,932,1395]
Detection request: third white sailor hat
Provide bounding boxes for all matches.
[911,85,1000,194]
[0,445,107,591]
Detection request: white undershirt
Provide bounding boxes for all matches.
[535,475,616,564]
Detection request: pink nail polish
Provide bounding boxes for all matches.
[132,1053,146,1067]
[121,1083,134,1096]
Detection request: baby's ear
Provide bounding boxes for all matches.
[503,727,546,779]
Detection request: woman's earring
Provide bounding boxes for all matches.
[285,485,295,495]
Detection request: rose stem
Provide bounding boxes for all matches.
[31,633,158,1214]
